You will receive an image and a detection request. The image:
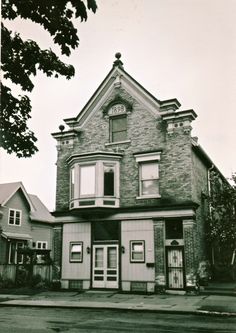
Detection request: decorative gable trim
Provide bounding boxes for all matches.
[102,95,133,118]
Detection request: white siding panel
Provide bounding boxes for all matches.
[121,220,155,282]
[62,222,91,280]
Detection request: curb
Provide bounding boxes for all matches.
[0,300,236,317]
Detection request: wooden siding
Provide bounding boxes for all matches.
[121,220,155,282]
[61,222,91,280]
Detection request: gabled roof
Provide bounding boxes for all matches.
[62,53,176,129]
[0,182,35,211]
[0,182,54,224]
[29,194,54,223]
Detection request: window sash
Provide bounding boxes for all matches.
[140,162,159,196]
[111,116,127,142]
[80,165,96,196]
[104,165,115,196]
[70,242,83,262]
[8,209,21,226]
[130,241,145,262]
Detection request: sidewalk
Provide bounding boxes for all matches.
[0,290,236,316]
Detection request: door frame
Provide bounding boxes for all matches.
[166,246,185,290]
[92,244,119,289]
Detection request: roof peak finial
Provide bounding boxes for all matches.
[113,52,123,68]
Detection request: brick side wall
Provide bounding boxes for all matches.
[52,226,62,279]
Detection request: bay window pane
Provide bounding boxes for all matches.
[80,165,95,196]
[104,165,115,196]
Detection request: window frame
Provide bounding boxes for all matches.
[8,209,22,226]
[110,114,127,143]
[36,241,48,250]
[70,241,83,263]
[139,161,159,197]
[8,241,24,264]
[134,152,161,199]
[130,240,145,263]
[79,163,96,198]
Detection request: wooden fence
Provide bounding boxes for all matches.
[0,264,52,284]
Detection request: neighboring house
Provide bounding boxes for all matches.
[0,182,54,280]
[51,54,221,293]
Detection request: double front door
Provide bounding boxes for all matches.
[92,244,119,289]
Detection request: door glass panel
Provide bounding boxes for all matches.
[95,248,104,268]
[107,247,117,269]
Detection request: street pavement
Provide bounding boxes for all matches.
[0,289,236,316]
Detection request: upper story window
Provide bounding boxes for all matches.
[110,115,127,142]
[134,151,162,199]
[8,209,21,226]
[68,152,122,209]
[140,162,159,196]
[104,164,115,196]
[80,164,96,197]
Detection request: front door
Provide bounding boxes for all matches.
[166,247,184,289]
[92,245,119,289]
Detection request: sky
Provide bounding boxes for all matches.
[1,0,236,211]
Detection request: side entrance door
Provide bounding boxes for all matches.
[166,246,185,289]
[92,245,119,289]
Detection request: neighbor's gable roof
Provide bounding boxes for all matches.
[29,194,54,223]
[0,182,54,224]
[0,182,35,211]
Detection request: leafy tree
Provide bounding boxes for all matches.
[206,171,236,279]
[1,0,97,157]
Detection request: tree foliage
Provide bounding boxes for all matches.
[206,171,236,257]
[1,0,97,157]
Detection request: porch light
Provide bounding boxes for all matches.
[86,246,91,254]
[121,246,125,254]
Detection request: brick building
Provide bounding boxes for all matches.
[52,54,215,293]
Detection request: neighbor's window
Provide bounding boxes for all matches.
[110,115,127,142]
[140,162,159,196]
[130,241,145,263]
[80,165,96,196]
[70,242,83,262]
[104,165,115,196]
[8,241,24,264]
[8,209,21,226]
[36,241,48,249]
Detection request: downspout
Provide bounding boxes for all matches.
[207,164,215,265]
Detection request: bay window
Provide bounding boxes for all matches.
[68,152,122,208]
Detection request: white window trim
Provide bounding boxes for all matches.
[70,241,83,263]
[36,241,48,250]
[130,240,145,263]
[68,154,121,208]
[134,152,161,199]
[8,208,22,226]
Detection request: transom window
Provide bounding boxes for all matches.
[130,240,145,263]
[8,209,21,226]
[70,242,83,262]
[110,115,127,142]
